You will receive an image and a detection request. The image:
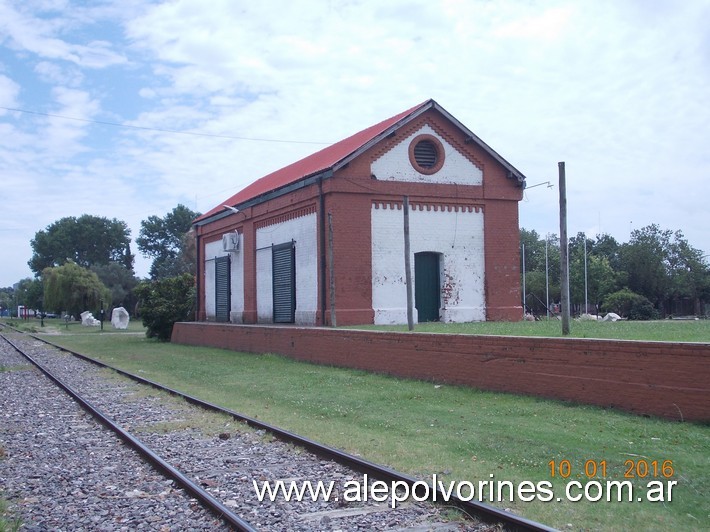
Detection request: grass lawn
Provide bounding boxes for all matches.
[5,318,705,531]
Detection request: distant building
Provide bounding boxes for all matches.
[194,99,526,326]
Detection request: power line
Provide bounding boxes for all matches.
[0,106,331,145]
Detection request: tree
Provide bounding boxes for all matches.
[520,225,708,317]
[570,254,620,314]
[620,225,672,310]
[137,204,200,280]
[90,263,139,311]
[43,262,112,319]
[603,288,658,320]
[665,232,710,315]
[29,215,134,275]
[134,273,195,341]
[523,270,559,314]
[520,228,546,272]
[619,224,710,316]
[0,286,13,315]
[590,233,622,272]
[520,229,560,315]
[567,233,621,314]
[13,278,44,314]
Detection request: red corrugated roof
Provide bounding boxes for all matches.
[196,100,430,222]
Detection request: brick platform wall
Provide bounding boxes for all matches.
[171,323,710,422]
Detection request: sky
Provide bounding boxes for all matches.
[1,0,708,287]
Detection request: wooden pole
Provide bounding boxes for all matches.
[559,162,571,335]
[584,233,596,314]
[545,237,549,319]
[403,196,414,331]
[521,242,526,314]
[327,212,336,327]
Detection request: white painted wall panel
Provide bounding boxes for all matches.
[229,234,244,323]
[256,213,318,325]
[371,125,483,185]
[371,204,485,324]
[204,240,223,321]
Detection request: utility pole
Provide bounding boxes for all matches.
[521,243,526,314]
[559,162,571,335]
[403,196,414,331]
[584,235,588,315]
[545,236,550,319]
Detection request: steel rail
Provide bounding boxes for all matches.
[0,332,257,532]
[20,330,557,532]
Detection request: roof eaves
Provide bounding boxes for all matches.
[193,169,334,227]
[234,168,334,210]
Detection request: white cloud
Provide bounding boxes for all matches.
[34,61,84,86]
[0,74,20,108]
[0,1,127,68]
[494,5,575,41]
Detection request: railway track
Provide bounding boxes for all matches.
[0,324,556,531]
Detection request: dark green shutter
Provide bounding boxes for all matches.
[415,252,440,322]
[215,255,231,323]
[272,242,296,323]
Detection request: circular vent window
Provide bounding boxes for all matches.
[408,134,445,174]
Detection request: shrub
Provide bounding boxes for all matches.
[602,288,659,320]
[134,273,195,341]
[628,297,659,320]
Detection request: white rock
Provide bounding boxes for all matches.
[111,307,130,330]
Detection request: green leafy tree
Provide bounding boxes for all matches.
[13,278,44,315]
[29,215,134,275]
[520,228,546,272]
[137,205,200,280]
[603,288,658,320]
[521,225,708,317]
[521,229,560,314]
[590,233,622,272]
[134,273,195,341]
[523,270,559,314]
[90,263,139,311]
[569,233,621,314]
[665,232,710,315]
[620,224,674,309]
[569,254,621,313]
[620,224,709,315]
[0,286,13,315]
[43,262,111,319]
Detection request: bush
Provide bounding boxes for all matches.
[602,288,659,320]
[134,274,195,341]
[628,297,659,320]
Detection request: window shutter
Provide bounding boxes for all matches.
[272,242,296,323]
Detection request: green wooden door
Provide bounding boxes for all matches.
[415,252,440,322]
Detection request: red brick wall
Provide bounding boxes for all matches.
[172,322,710,422]
[484,200,523,321]
[322,186,375,325]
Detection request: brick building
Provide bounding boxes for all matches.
[193,99,526,326]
